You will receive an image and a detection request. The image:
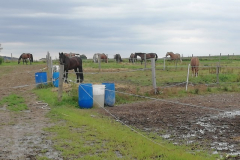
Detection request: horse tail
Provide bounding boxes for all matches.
[155,53,158,61]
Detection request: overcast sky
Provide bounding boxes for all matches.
[0,0,240,60]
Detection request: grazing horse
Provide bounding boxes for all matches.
[191,57,199,77]
[18,53,33,65]
[129,53,136,63]
[59,52,84,83]
[93,53,108,63]
[165,52,182,63]
[114,54,122,63]
[134,52,158,65]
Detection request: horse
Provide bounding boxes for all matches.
[59,52,84,83]
[191,57,199,77]
[93,53,108,63]
[134,52,158,64]
[64,53,76,58]
[165,52,182,63]
[114,54,122,63]
[129,53,136,63]
[18,53,33,65]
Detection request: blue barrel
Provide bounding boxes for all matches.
[102,83,115,107]
[78,83,93,109]
[53,72,59,87]
[35,72,47,85]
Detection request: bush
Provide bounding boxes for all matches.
[0,57,4,65]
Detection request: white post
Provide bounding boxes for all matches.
[151,58,157,94]
[58,65,64,101]
[186,64,190,91]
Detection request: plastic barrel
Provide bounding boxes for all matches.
[35,72,47,85]
[78,83,93,109]
[102,83,115,107]
[93,85,105,107]
[53,72,59,87]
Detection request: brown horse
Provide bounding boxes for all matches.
[134,52,158,64]
[18,53,33,65]
[191,57,199,77]
[93,53,108,63]
[59,52,83,83]
[166,52,182,63]
[129,53,136,63]
[64,53,77,57]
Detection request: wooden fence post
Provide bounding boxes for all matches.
[98,54,101,71]
[58,65,64,101]
[151,58,157,94]
[186,64,190,91]
[49,56,53,82]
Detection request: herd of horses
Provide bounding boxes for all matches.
[17,51,199,84]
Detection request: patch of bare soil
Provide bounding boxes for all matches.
[0,65,62,160]
[99,94,240,159]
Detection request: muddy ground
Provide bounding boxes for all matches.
[0,64,240,159]
[100,93,240,158]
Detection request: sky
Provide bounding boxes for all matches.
[0,0,240,60]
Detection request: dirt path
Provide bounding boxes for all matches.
[0,65,62,160]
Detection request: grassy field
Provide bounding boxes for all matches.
[34,87,220,160]
[1,56,240,159]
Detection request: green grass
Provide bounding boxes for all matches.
[0,94,28,111]
[34,88,220,160]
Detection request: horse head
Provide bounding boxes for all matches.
[166,52,172,57]
[59,52,66,65]
[18,54,22,64]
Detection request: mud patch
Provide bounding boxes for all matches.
[99,94,240,157]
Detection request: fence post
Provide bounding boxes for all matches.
[151,58,157,94]
[186,64,190,91]
[144,53,146,69]
[49,56,53,82]
[58,65,64,101]
[98,54,101,71]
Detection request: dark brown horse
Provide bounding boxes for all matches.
[191,57,199,77]
[114,54,122,63]
[59,52,84,83]
[93,53,108,63]
[134,52,158,64]
[129,53,136,63]
[166,52,182,63]
[18,53,33,65]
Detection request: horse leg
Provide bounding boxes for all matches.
[74,68,79,83]
[192,67,194,77]
[64,70,68,83]
[78,66,84,83]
